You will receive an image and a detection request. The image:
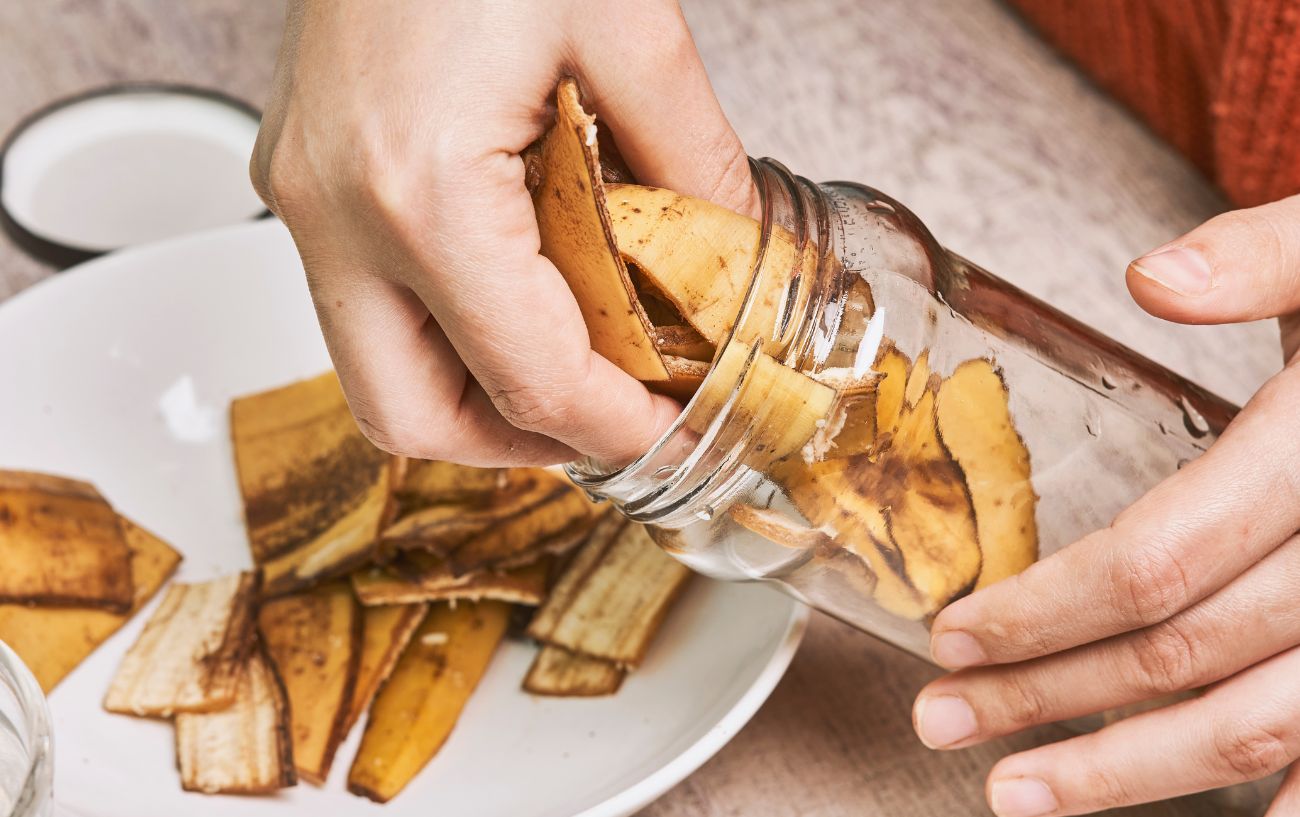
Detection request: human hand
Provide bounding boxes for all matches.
[912,194,1300,816]
[250,0,756,466]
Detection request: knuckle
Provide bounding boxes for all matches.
[1109,542,1192,627]
[352,410,425,459]
[1129,620,1199,696]
[249,146,273,209]
[261,144,307,214]
[1212,722,1295,781]
[1210,208,1289,270]
[995,672,1051,730]
[703,148,758,215]
[1081,765,1135,811]
[348,393,452,461]
[490,381,579,435]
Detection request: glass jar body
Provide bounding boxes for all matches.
[0,642,51,817]
[571,160,1234,661]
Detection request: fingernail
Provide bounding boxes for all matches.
[931,630,987,668]
[990,777,1059,817]
[1130,246,1212,296]
[914,695,978,748]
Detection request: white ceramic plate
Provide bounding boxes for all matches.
[0,219,808,817]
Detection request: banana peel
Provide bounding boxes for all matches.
[231,372,395,595]
[531,78,668,381]
[528,520,689,667]
[0,470,134,612]
[650,355,710,402]
[774,349,982,619]
[0,516,181,692]
[342,603,427,738]
[174,643,296,794]
[936,359,1038,588]
[351,555,550,606]
[523,646,625,697]
[382,468,594,574]
[727,503,833,551]
[257,581,362,785]
[654,324,714,362]
[347,601,511,803]
[104,571,259,717]
[606,184,808,349]
[687,340,836,469]
[394,459,507,513]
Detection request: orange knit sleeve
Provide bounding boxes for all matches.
[1004,0,1300,208]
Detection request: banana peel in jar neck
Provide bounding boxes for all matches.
[529,78,1039,621]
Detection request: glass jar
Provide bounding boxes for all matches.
[569,158,1235,660]
[0,641,51,817]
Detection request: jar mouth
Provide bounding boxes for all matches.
[0,641,52,817]
[567,158,838,524]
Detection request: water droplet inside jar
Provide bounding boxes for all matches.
[867,199,896,215]
[1179,396,1210,438]
[696,506,716,522]
[1176,458,1192,470]
[1101,373,1117,390]
[1157,420,1170,435]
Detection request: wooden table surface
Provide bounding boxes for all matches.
[0,1,1283,815]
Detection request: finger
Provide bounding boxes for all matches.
[389,149,682,465]
[1127,194,1300,325]
[915,533,1300,749]
[571,3,759,218]
[304,265,574,466]
[929,365,1300,669]
[981,646,1300,817]
[1265,763,1300,817]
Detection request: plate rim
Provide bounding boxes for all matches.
[0,218,812,817]
[574,604,808,817]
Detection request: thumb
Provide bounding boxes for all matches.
[1126,194,1300,326]
[572,4,758,219]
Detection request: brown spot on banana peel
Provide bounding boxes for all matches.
[774,353,982,620]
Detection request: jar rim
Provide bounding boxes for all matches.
[567,158,835,524]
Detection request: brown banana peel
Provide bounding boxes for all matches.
[606,184,808,350]
[103,571,259,717]
[531,79,669,381]
[0,470,134,612]
[342,603,427,738]
[174,644,296,795]
[0,516,181,692]
[258,581,362,785]
[523,646,625,697]
[231,372,394,596]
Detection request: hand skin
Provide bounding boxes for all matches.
[250,0,757,467]
[912,195,1300,816]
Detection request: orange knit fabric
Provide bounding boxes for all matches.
[1005,0,1300,208]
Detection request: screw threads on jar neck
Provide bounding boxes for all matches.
[567,158,841,527]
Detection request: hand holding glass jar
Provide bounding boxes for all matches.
[913,194,1300,817]
[570,159,1300,817]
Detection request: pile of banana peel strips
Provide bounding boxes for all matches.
[0,368,691,801]
[0,78,1040,806]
